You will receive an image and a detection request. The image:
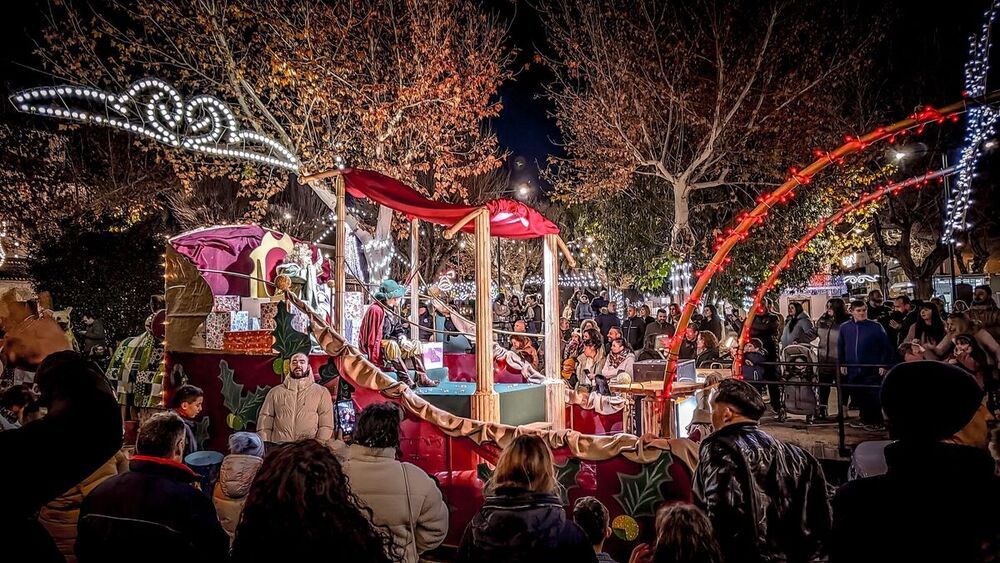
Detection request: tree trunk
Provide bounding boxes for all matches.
[913,276,934,299]
[671,183,694,252]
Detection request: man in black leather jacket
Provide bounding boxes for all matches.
[694,379,832,563]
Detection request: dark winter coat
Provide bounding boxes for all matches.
[815,315,844,378]
[620,316,645,351]
[595,312,620,338]
[0,357,123,563]
[750,313,781,360]
[180,415,199,459]
[456,487,597,563]
[741,351,767,382]
[643,320,675,348]
[837,319,893,382]
[702,316,725,342]
[696,348,721,368]
[418,311,434,341]
[781,312,817,348]
[76,456,230,563]
[693,422,832,563]
[679,337,698,360]
[831,441,1000,562]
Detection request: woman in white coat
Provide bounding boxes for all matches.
[340,402,449,563]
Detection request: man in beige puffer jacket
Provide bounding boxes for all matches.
[257,353,334,444]
[341,402,448,563]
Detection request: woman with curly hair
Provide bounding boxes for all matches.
[231,440,397,563]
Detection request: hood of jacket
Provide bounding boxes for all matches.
[218,454,262,499]
[469,487,569,553]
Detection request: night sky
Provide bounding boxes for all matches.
[0,0,995,190]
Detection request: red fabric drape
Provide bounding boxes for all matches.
[341,168,559,239]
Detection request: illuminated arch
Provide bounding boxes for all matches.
[661,91,1000,409]
[732,166,957,369]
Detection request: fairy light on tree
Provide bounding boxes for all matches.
[943,0,1000,244]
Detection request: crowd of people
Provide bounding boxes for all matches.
[746,286,1000,431]
[557,289,738,395]
[5,350,1000,561]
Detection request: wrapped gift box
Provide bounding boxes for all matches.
[423,342,444,370]
[241,297,271,317]
[205,311,250,349]
[223,330,274,354]
[213,295,242,313]
[260,302,278,330]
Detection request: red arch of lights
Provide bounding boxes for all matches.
[660,90,1000,420]
[732,166,957,370]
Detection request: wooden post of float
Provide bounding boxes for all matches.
[333,174,346,334]
[543,233,566,429]
[410,220,420,341]
[472,209,499,423]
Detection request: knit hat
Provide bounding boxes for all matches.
[880,361,984,442]
[374,279,406,301]
[228,432,265,457]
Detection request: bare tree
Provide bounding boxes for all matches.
[537,0,875,252]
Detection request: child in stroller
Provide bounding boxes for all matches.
[780,342,820,424]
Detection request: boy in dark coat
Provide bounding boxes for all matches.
[837,300,894,430]
[170,384,204,459]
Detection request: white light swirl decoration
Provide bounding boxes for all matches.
[943,0,999,243]
[8,78,300,172]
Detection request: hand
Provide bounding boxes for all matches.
[840,367,847,375]
[629,543,654,563]
[948,358,958,365]
[878,368,886,376]
[889,320,901,329]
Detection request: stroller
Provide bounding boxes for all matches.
[780,343,820,424]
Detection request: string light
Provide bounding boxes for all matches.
[943,0,1000,243]
[523,270,601,288]
[8,77,300,171]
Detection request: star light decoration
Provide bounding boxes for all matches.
[8,78,301,172]
[943,0,1000,244]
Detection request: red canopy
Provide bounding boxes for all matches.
[341,168,559,239]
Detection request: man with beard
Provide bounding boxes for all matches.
[257,353,334,445]
[865,290,892,334]
[969,285,1000,341]
[643,308,676,354]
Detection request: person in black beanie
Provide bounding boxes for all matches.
[831,360,1000,562]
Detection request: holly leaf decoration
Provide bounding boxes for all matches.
[555,458,581,505]
[477,462,494,485]
[614,452,674,518]
[236,385,270,423]
[272,301,311,358]
[194,417,211,450]
[219,360,243,414]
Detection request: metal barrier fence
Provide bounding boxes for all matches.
[750,360,891,457]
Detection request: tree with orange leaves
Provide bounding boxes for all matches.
[35,0,513,217]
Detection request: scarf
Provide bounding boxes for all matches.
[607,348,628,369]
[563,339,581,360]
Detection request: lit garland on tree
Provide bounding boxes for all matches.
[942,0,1000,244]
